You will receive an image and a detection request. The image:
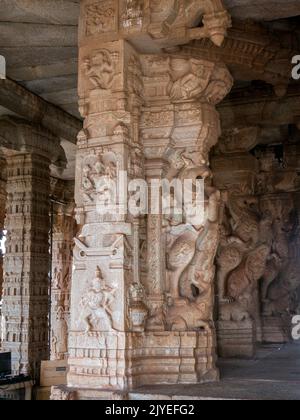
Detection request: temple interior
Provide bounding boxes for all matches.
[0,0,300,400]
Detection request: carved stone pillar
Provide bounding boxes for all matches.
[212,127,267,358]
[212,129,300,356]
[144,158,168,332]
[141,52,233,382]
[0,157,6,301]
[53,0,232,398]
[0,157,6,349]
[0,117,66,378]
[50,199,76,361]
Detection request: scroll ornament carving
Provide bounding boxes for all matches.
[79,267,117,333]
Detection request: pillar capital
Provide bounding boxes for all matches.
[0,116,66,170]
[79,0,231,50]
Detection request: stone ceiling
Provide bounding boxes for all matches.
[0,0,299,122]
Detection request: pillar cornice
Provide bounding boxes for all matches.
[0,116,67,170]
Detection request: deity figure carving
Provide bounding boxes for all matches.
[79,267,116,333]
[83,49,116,90]
[81,152,117,203]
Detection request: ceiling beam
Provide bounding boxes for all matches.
[0,78,81,143]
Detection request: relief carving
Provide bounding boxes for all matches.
[79,267,116,333]
[82,49,116,90]
[85,1,116,36]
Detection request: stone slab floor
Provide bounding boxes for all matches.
[131,342,300,400]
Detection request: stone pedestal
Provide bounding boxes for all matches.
[217,320,256,359]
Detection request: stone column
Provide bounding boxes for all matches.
[211,127,264,358]
[0,157,6,349]
[53,0,232,399]
[144,158,168,332]
[212,129,300,356]
[0,117,66,379]
[50,200,76,361]
[0,157,6,301]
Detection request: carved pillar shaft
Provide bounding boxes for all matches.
[51,0,232,399]
[2,154,50,377]
[0,157,6,301]
[50,203,75,361]
[144,159,167,331]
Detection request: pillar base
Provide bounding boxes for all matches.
[61,330,218,397]
[262,316,291,344]
[217,320,256,359]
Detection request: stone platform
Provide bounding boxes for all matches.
[51,342,300,400]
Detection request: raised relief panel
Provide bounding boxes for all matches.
[85,1,118,36]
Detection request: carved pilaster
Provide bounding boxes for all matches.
[50,198,76,361]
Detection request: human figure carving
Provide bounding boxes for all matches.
[79,267,116,333]
[83,50,115,90]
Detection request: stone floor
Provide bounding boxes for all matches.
[131,342,300,400]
